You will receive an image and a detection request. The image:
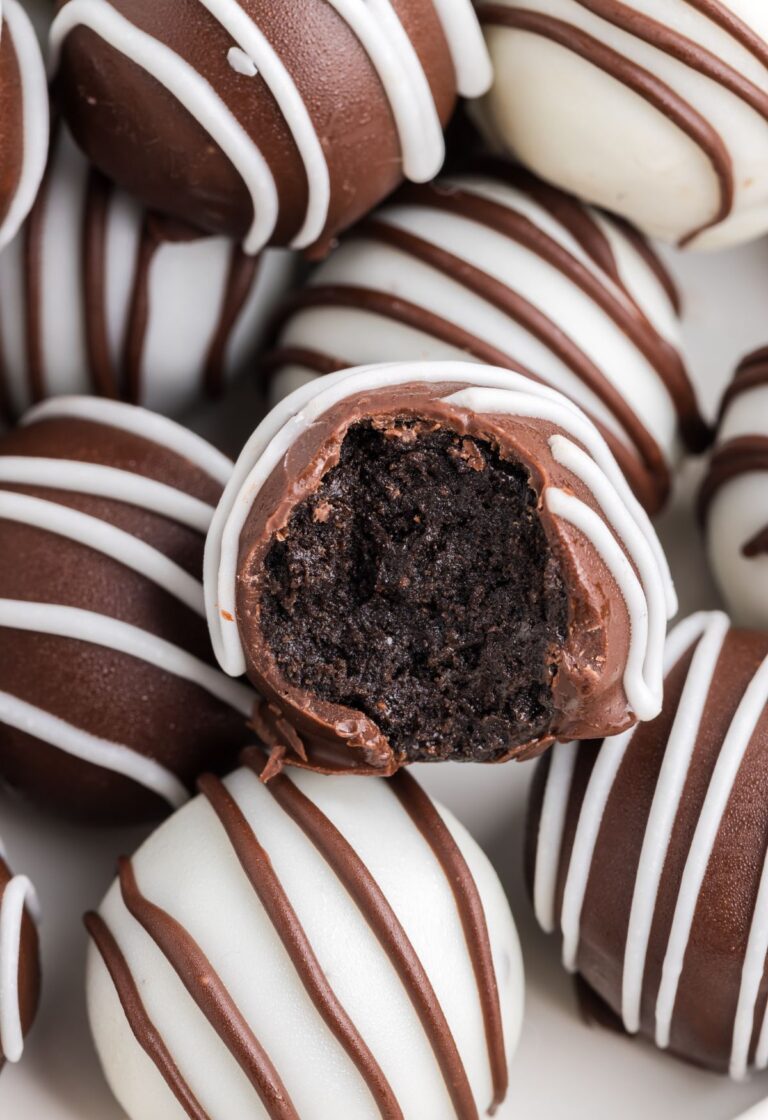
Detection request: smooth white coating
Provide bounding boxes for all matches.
[0,0,49,252]
[86,766,524,1120]
[271,173,688,487]
[0,127,295,420]
[0,856,39,1065]
[206,362,675,720]
[49,0,491,253]
[706,376,768,628]
[475,0,768,249]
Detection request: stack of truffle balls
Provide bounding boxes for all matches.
[4,2,768,1118]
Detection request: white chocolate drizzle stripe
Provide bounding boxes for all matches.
[0,600,255,717]
[0,490,205,616]
[194,0,330,249]
[548,433,668,719]
[0,691,189,809]
[622,611,729,1034]
[205,360,675,682]
[0,458,215,534]
[533,741,577,933]
[732,823,768,1078]
[21,396,233,487]
[324,0,445,183]
[0,872,39,1063]
[655,651,768,1049]
[48,0,278,255]
[559,725,635,972]
[0,1,50,252]
[428,0,493,97]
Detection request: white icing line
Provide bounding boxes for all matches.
[533,741,577,934]
[0,600,255,717]
[0,458,215,534]
[205,361,675,680]
[428,0,493,97]
[548,433,667,720]
[0,873,39,1063]
[621,611,728,1034]
[0,691,189,809]
[48,0,278,255]
[655,652,768,1049]
[0,490,205,616]
[732,835,768,1078]
[196,0,330,249]
[21,395,233,486]
[323,0,445,182]
[0,1,50,252]
[559,725,635,972]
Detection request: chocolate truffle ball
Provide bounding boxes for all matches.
[86,755,523,1119]
[49,0,492,255]
[0,127,296,423]
[0,838,40,1071]
[700,349,768,629]
[264,164,707,513]
[527,609,768,1077]
[474,1,768,250]
[206,361,675,776]
[0,395,257,824]
[0,0,49,252]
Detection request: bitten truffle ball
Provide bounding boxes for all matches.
[0,0,48,251]
[0,127,296,422]
[474,0,768,249]
[49,0,492,255]
[0,837,40,1071]
[206,361,675,776]
[86,756,523,1119]
[0,396,256,823]
[700,348,768,629]
[264,164,707,513]
[528,610,768,1076]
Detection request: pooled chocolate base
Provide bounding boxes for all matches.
[260,419,568,763]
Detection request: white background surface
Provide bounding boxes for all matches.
[3,236,768,1119]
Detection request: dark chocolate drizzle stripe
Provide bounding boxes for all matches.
[197,773,403,1120]
[607,214,682,316]
[243,748,482,1120]
[395,181,707,452]
[476,6,734,247]
[82,169,121,398]
[699,435,768,520]
[117,857,300,1120]
[203,249,261,397]
[721,348,768,415]
[683,0,768,68]
[573,1,768,124]
[84,912,212,1120]
[743,526,768,558]
[359,214,671,500]
[122,215,161,406]
[390,771,508,1115]
[264,286,664,512]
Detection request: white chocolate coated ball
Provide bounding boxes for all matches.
[474,0,768,249]
[86,763,524,1120]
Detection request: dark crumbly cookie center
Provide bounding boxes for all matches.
[260,419,568,762]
